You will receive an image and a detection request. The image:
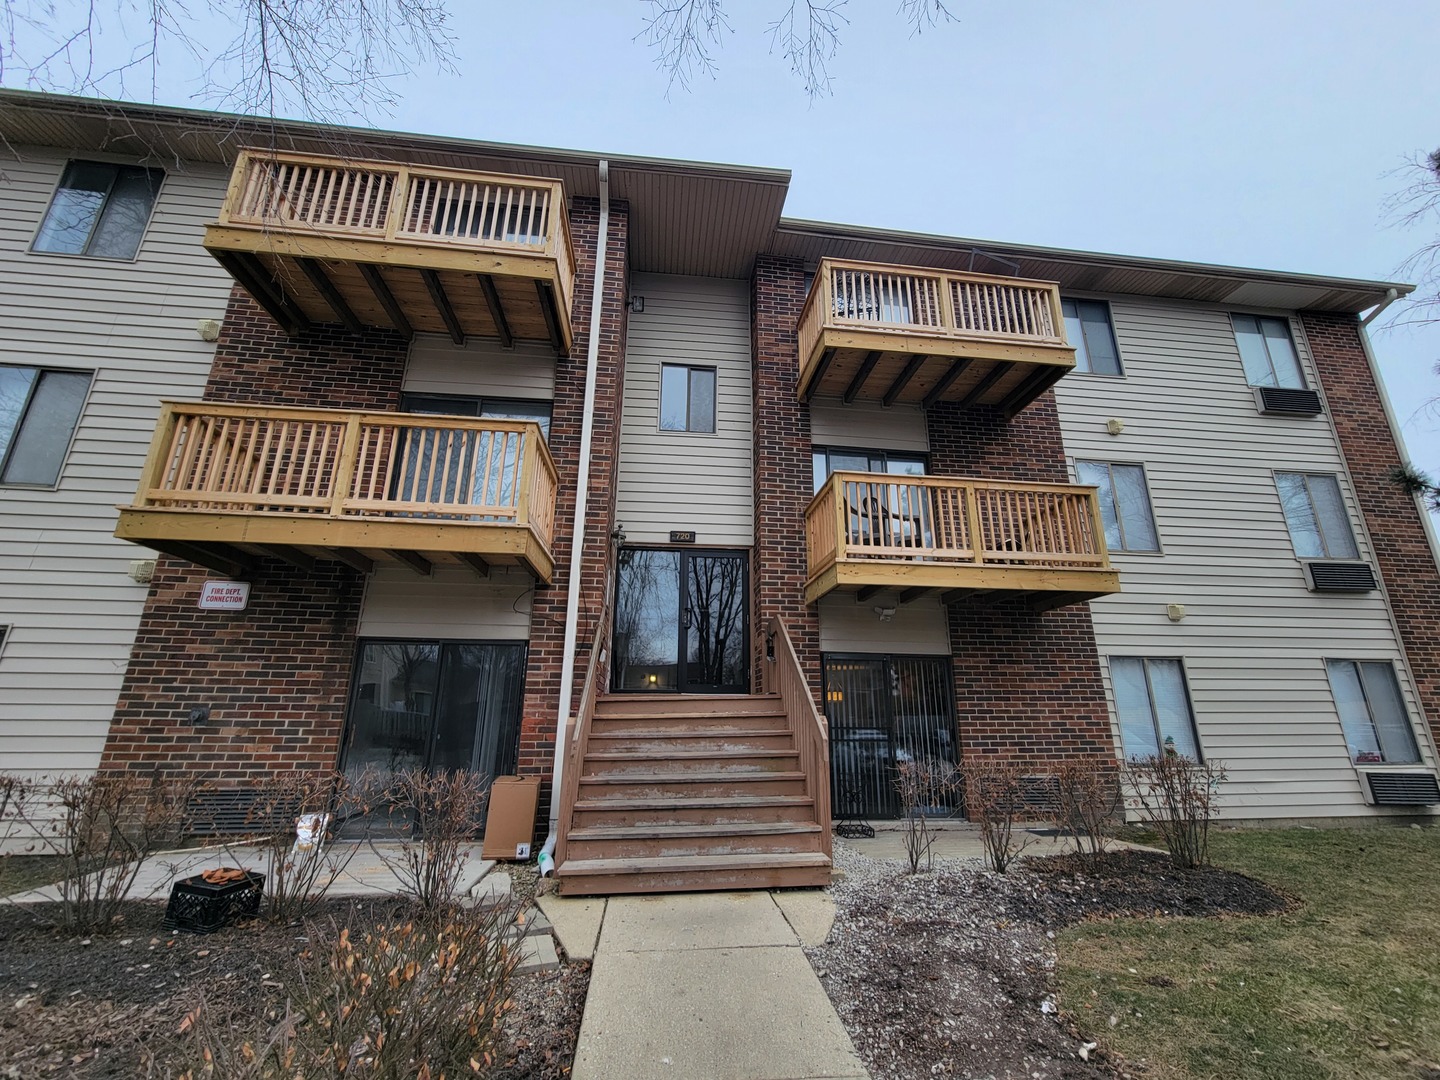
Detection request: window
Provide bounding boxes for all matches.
[1110,657,1201,759]
[659,364,716,433]
[395,393,551,509]
[811,447,926,493]
[1275,472,1358,559]
[33,161,164,260]
[1232,314,1305,389]
[1075,460,1159,552]
[1326,660,1420,765]
[0,365,91,486]
[1061,299,1123,376]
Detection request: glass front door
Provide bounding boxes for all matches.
[613,548,749,694]
[823,654,958,819]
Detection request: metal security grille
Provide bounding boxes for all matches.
[822,654,958,820]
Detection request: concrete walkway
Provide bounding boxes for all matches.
[551,890,866,1080]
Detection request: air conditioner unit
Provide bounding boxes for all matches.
[1359,770,1440,806]
[1304,561,1377,593]
[1254,386,1323,417]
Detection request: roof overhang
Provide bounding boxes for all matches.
[0,90,791,279]
[770,218,1413,316]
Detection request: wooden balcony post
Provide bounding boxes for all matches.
[516,426,535,526]
[330,413,363,517]
[382,165,411,241]
[964,483,985,564]
[135,402,179,507]
[832,474,849,560]
[937,270,959,332]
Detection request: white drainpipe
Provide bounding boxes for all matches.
[538,160,609,875]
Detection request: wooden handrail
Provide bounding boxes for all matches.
[798,257,1067,369]
[127,401,558,551]
[762,616,832,857]
[554,549,617,868]
[805,470,1111,582]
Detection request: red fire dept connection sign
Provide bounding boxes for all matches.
[198,580,251,611]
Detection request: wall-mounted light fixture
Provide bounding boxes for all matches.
[874,606,896,622]
[128,559,156,584]
[187,704,212,726]
[1106,418,1125,436]
[628,296,645,313]
[196,319,221,342]
[1166,603,1186,622]
[765,632,776,662]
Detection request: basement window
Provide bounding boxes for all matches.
[32,161,164,260]
[1110,656,1201,760]
[1325,660,1421,765]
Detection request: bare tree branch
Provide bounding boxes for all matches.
[638,0,731,98]
[766,0,847,99]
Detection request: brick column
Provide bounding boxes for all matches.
[101,289,409,780]
[518,199,630,821]
[1302,312,1440,747]
[927,395,1114,767]
[752,255,821,697]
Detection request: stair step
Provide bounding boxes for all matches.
[579,770,806,785]
[567,821,821,841]
[555,851,832,896]
[589,728,791,740]
[596,695,784,719]
[584,749,800,761]
[573,794,814,812]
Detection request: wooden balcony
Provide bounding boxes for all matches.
[805,472,1119,609]
[115,402,558,581]
[203,150,575,352]
[797,258,1076,414]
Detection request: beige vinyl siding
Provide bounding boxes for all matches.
[809,400,928,455]
[1054,298,1438,818]
[0,147,234,775]
[358,568,533,640]
[617,274,753,546]
[818,594,950,655]
[404,335,556,401]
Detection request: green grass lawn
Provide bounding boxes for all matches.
[1058,826,1440,1079]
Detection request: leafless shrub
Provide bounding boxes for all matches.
[238,769,370,924]
[366,768,489,910]
[893,759,961,873]
[174,901,520,1078]
[959,757,1032,873]
[0,771,199,934]
[1053,758,1121,859]
[1124,752,1228,869]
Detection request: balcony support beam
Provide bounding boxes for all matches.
[358,265,414,339]
[856,584,887,602]
[457,552,491,580]
[536,280,566,354]
[297,258,363,334]
[940,588,996,605]
[1028,591,1093,613]
[147,539,254,580]
[801,348,834,403]
[212,251,309,336]
[897,586,929,605]
[389,549,433,577]
[265,544,317,572]
[421,269,465,345]
[843,351,882,405]
[882,355,927,406]
[922,358,973,409]
[1000,366,1065,417]
[330,547,375,574]
[478,274,514,348]
[956,362,1011,409]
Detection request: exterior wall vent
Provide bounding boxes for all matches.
[1304,561,1378,593]
[1362,771,1440,806]
[1255,386,1323,416]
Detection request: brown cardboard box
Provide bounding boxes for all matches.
[481,776,541,860]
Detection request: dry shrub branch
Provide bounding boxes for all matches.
[367,768,489,910]
[1124,752,1227,869]
[958,757,1032,873]
[894,760,961,873]
[1053,758,1121,859]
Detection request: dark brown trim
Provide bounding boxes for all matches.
[297,258,363,333]
[420,269,465,345]
[358,264,414,338]
[478,274,514,348]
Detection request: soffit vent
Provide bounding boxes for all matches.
[1365,771,1440,806]
[1256,386,1323,416]
[1305,561,1378,593]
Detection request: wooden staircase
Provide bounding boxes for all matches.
[554,693,833,895]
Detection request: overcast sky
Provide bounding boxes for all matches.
[10,1,1440,467]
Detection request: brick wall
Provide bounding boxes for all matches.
[751,255,822,696]
[1302,312,1440,748]
[102,287,408,780]
[519,199,630,825]
[927,396,1115,766]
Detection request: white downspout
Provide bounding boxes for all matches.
[538,160,609,874]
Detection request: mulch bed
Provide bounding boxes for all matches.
[0,897,585,1078]
[810,841,1292,1080]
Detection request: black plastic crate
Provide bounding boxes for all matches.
[162,870,265,934]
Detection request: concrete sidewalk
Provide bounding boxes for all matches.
[550,890,867,1080]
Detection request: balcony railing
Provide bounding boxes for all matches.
[796,258,1075,413]
[116,402,558,581]
[205,149,575,350]
[804,471,1118,606]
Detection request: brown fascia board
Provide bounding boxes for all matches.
[772,217,1414,315]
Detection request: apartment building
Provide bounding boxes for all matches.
[2,90,1437,893]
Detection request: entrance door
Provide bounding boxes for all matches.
[822,654,957,819]
[613,548,749,693]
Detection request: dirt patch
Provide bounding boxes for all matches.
[810,842,1293,1080]
[0,896,585,1078]
[1014,848,1295,926]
